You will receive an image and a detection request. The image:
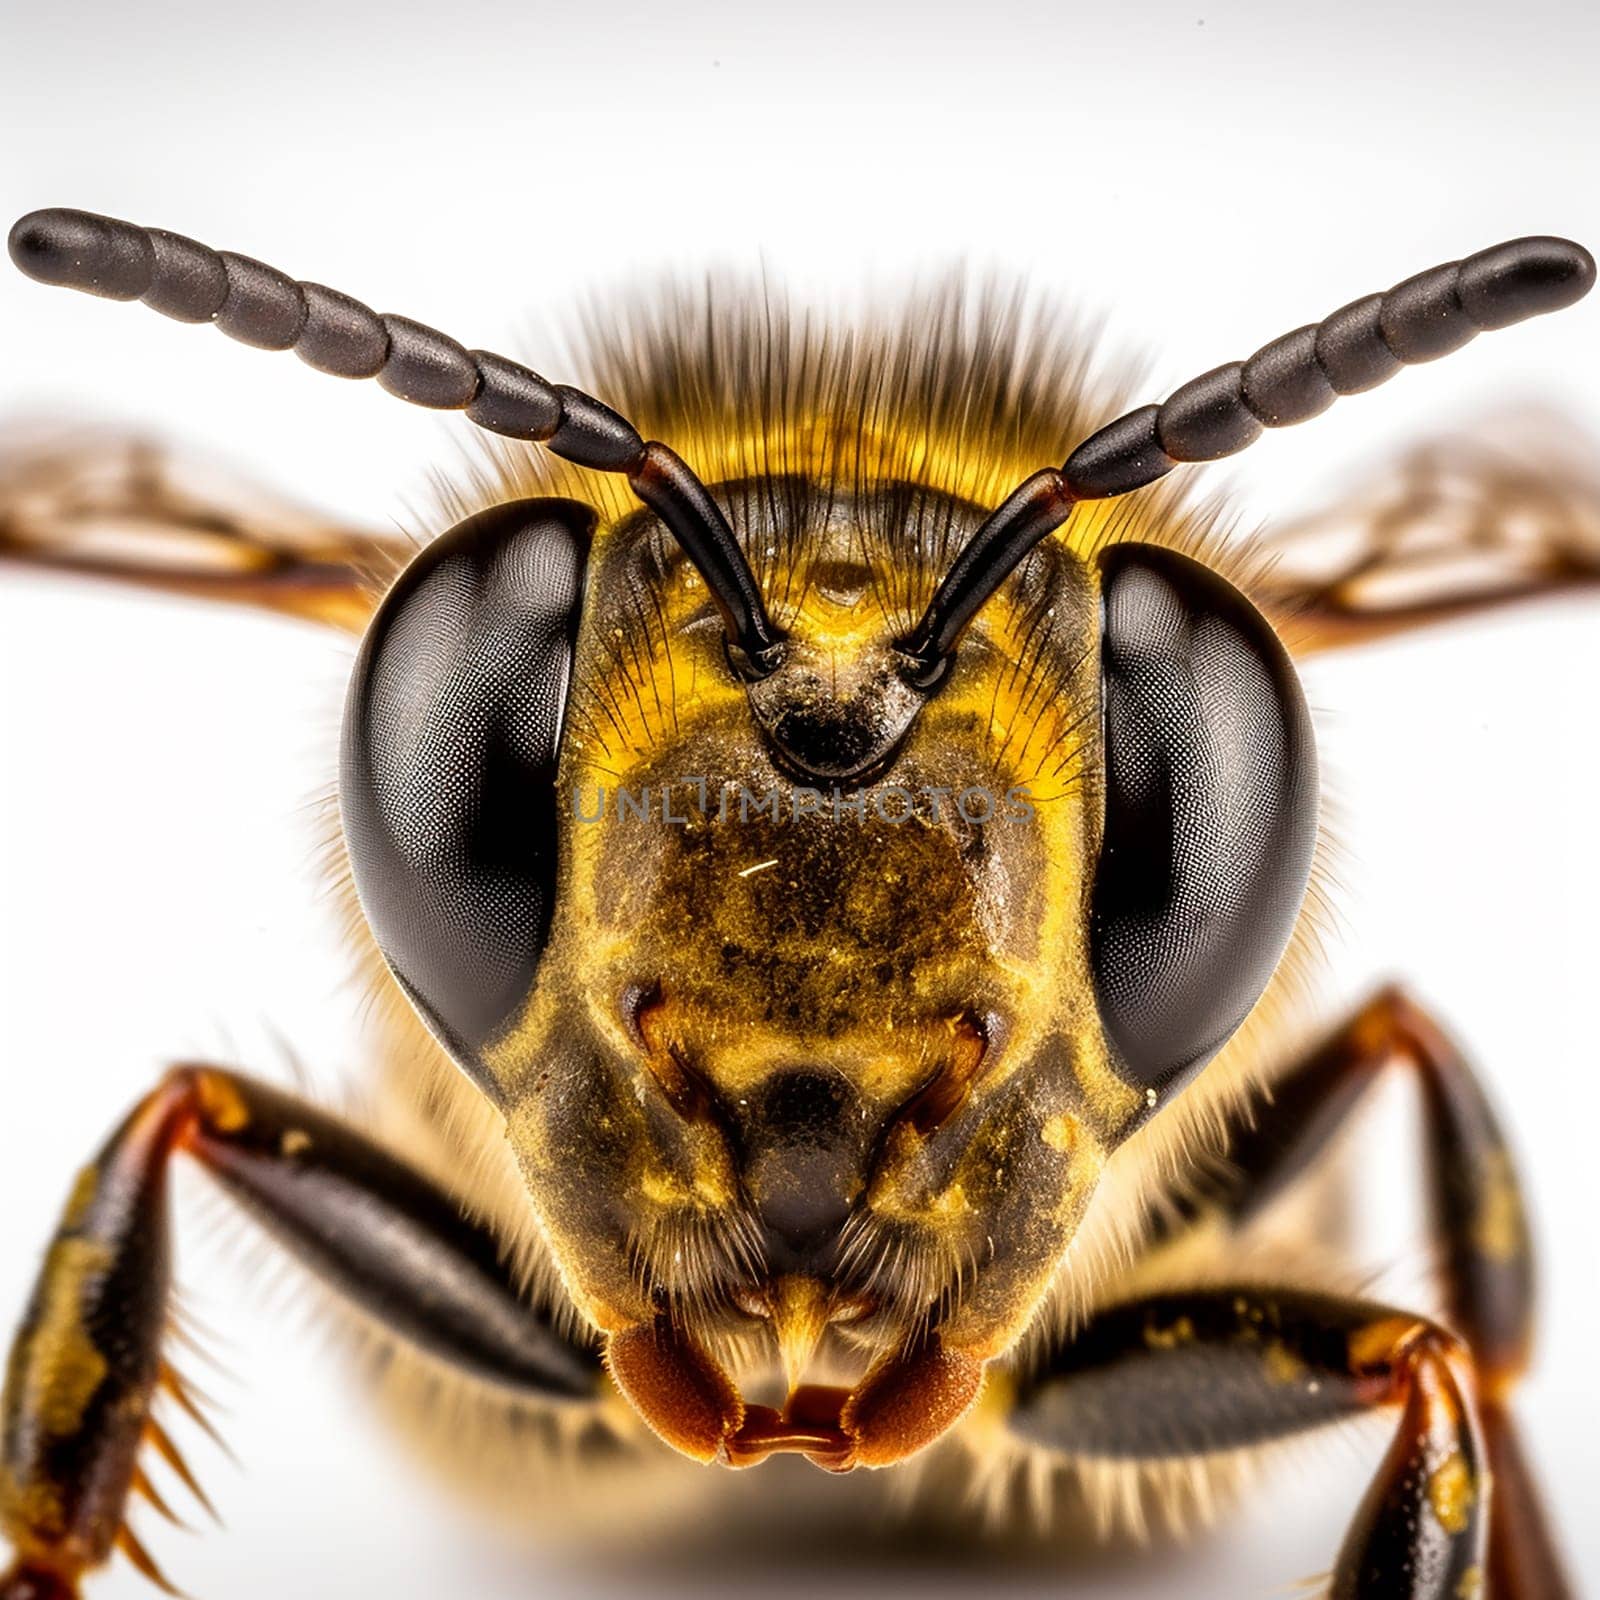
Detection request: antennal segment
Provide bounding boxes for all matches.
[7,207,785,674]
[902,235,1595,675]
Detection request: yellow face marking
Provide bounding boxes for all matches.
[1041,1115,1077,1153]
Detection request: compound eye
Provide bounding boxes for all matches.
[340,499,594,1089]
[1090,543,1317,1112]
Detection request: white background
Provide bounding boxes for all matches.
[2,2,1599,1595]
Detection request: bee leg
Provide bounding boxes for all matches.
[0,432,401,630]
[1006,1289,1497,1600]
[0,1064,602,1597]
[1201,985,1569,1597]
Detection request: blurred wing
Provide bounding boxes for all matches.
[0,428,408,632]
[1253,412,1600,656]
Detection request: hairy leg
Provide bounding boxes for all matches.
[1126,985,1569,1596]
[1004,1286,1494,1598]
[1212,986,1567,1595]
[0,1065,602,1596]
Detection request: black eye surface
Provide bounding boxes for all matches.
[340,499,594,1086]
[1090,542,1317,1109]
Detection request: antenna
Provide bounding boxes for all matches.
[8,207,786,676]
[900,235,1596,682]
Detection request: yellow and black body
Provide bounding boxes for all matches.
[333,273,1327,1466]
[0,209,1593,1598]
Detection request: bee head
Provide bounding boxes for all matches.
[319,227,1599,1468]
[15,208,1591,1468]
